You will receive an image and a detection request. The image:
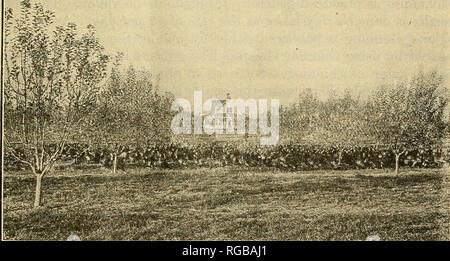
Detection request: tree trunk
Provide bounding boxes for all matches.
[113,153,117,174]
[338,150,343,166]
[34,173,44,208]
[395,154,400,175]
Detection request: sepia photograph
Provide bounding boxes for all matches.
[1,0,449,249]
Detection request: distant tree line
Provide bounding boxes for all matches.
[281,71,449,174]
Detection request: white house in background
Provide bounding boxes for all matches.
[174,93,260,144]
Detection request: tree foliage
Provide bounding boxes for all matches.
[368,71,448,173]
[92,58,175,172]
[281,88,322,143]
[281,72,448,173]
[4,0,109,207]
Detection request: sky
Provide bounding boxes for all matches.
[5,0,450,105]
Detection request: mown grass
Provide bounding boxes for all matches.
[2,167,449,241]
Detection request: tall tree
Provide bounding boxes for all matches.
[4,0,109,207]
[93,58,174,173]
[368,71,448,174]
[308,90,371,166]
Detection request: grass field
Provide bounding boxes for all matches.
[2,166,449,241]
